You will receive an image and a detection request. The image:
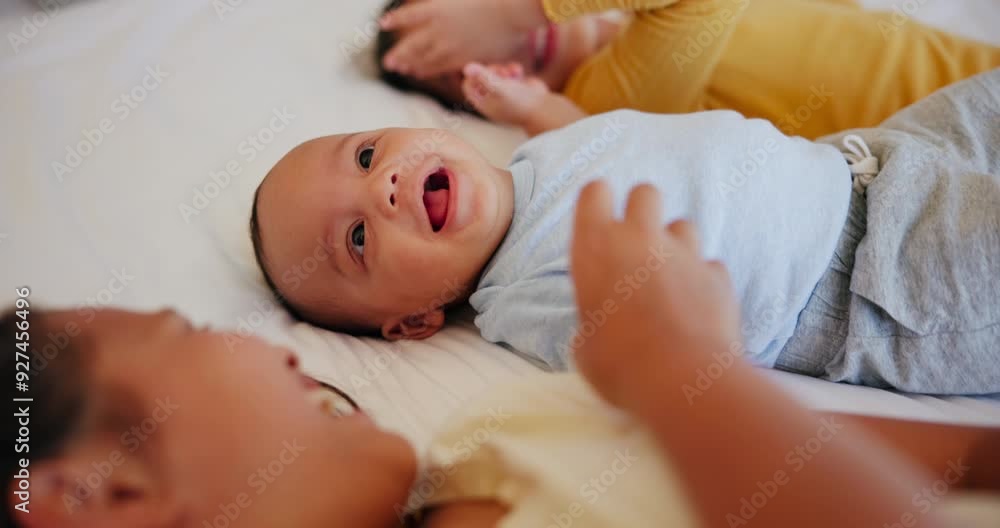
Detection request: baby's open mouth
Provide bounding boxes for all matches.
[422,168,451,232]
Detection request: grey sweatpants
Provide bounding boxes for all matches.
[775,69,1000,395]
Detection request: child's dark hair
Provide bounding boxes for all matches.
[0,309,91,528]
[375,0,479,113]
[249,184,382,336]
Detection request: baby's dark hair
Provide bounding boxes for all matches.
[248,183,381,336]
[0,309,91,528]
[249,183,314,327]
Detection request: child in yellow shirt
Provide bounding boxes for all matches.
[377,0,1000,138]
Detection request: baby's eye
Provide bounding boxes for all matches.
[358,146,375,170]
[350,222,365,256]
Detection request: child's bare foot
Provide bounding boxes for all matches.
[461,62,550,125]
[461,62,588,136]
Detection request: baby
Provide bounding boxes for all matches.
[250,69,1000,394]
[375,0,1000,138]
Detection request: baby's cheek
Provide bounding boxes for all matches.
[394,244,463,289]
[406,249,451,280]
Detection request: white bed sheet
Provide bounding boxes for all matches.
[1,0,998,453]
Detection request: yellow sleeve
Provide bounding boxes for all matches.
[542,0,679,23]
[543,0,750,115]
[709,0,1000,138]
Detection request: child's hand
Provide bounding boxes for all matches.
[569,183,743,410]
[380,0,548,79]
[460,62,552,128]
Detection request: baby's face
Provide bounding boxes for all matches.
[254,128,514,337]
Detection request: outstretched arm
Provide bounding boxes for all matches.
[825,412,1000,491]
[569,183,951,528]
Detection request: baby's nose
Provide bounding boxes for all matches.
[376,172,399,216]
[389,173,397,207]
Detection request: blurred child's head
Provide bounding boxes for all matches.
[375,0,620,110]
[1,308,415,528]
[250,127,515,340]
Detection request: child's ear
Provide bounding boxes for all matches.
[381,309,445,341]
[13,435,173,528]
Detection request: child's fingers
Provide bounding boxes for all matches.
[384,31,435,75]
[379,3,432,31]
[624,184,662,230]
[666,220,700,255]
[414,43,453,78]
[571,183,615,308]
[574,182,615,236]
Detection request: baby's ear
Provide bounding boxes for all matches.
[381,309,445,340]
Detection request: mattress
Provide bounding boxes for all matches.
[1,0,999,454]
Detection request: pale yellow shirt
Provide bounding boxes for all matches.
[414,373,698,528]
[545,0,1000,139]
[412,373,1000,527]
